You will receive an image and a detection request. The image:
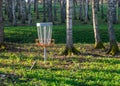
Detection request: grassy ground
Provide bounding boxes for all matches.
[4,23,120,44]
[0,43,120,86]
[0,23,120,85]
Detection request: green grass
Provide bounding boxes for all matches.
[1,23,120,85]
[0,43,120,86]
[4,23,120,44]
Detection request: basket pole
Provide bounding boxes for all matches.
[44,47,46,63]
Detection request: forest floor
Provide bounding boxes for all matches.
[1,24,120,85]
[0,43,120,85]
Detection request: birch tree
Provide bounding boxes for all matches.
[62,0,79,55]
[100,0,104,18]
[79,0,83,21]
[92,0,104,49]
[107,0,119,55]
[28,0,32,25]
[113,0,117,24]
[73,0,77,20]
[0,0,4,44]
[84,0,89,23]
[48,0,53,22]
[36,0,39,19]
[12,0,17,26]
[43,0,46,22]
[60,0,66,23]
[53,0,57,21]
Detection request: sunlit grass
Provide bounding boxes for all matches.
[0,43,120,85]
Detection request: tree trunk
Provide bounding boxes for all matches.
[4,0,8,15]
[17,0,21,20]
[48,0,53,22]
[43,0,46,22]
[118,0,120,7]
[117,0,120,22]
[107,0,119,55]
[53,0,57,21]
[96,0,100,11]
[113,0,117,24]
[60,0,66,23]
[62,0,79,55]
[92,0,104,49]
[20,0,26,24]
[0,0,4,44]
[66,0,73,49]
[12,0,17,26]
[34,0,37,12]
[28,0,32,25]
[100,0,104,19]
[73,0,77,20]
[36,0,39,19]
[84,0,89,23]
[82,0,85,22]
[7,0,12,22]
[79,0,83,21]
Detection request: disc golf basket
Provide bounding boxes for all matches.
[36,22,55,62]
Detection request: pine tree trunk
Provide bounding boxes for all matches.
[92,0,104,49]
[0,0,4,44]
[107,0,119,55]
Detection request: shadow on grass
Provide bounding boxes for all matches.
[0,72,28,86]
